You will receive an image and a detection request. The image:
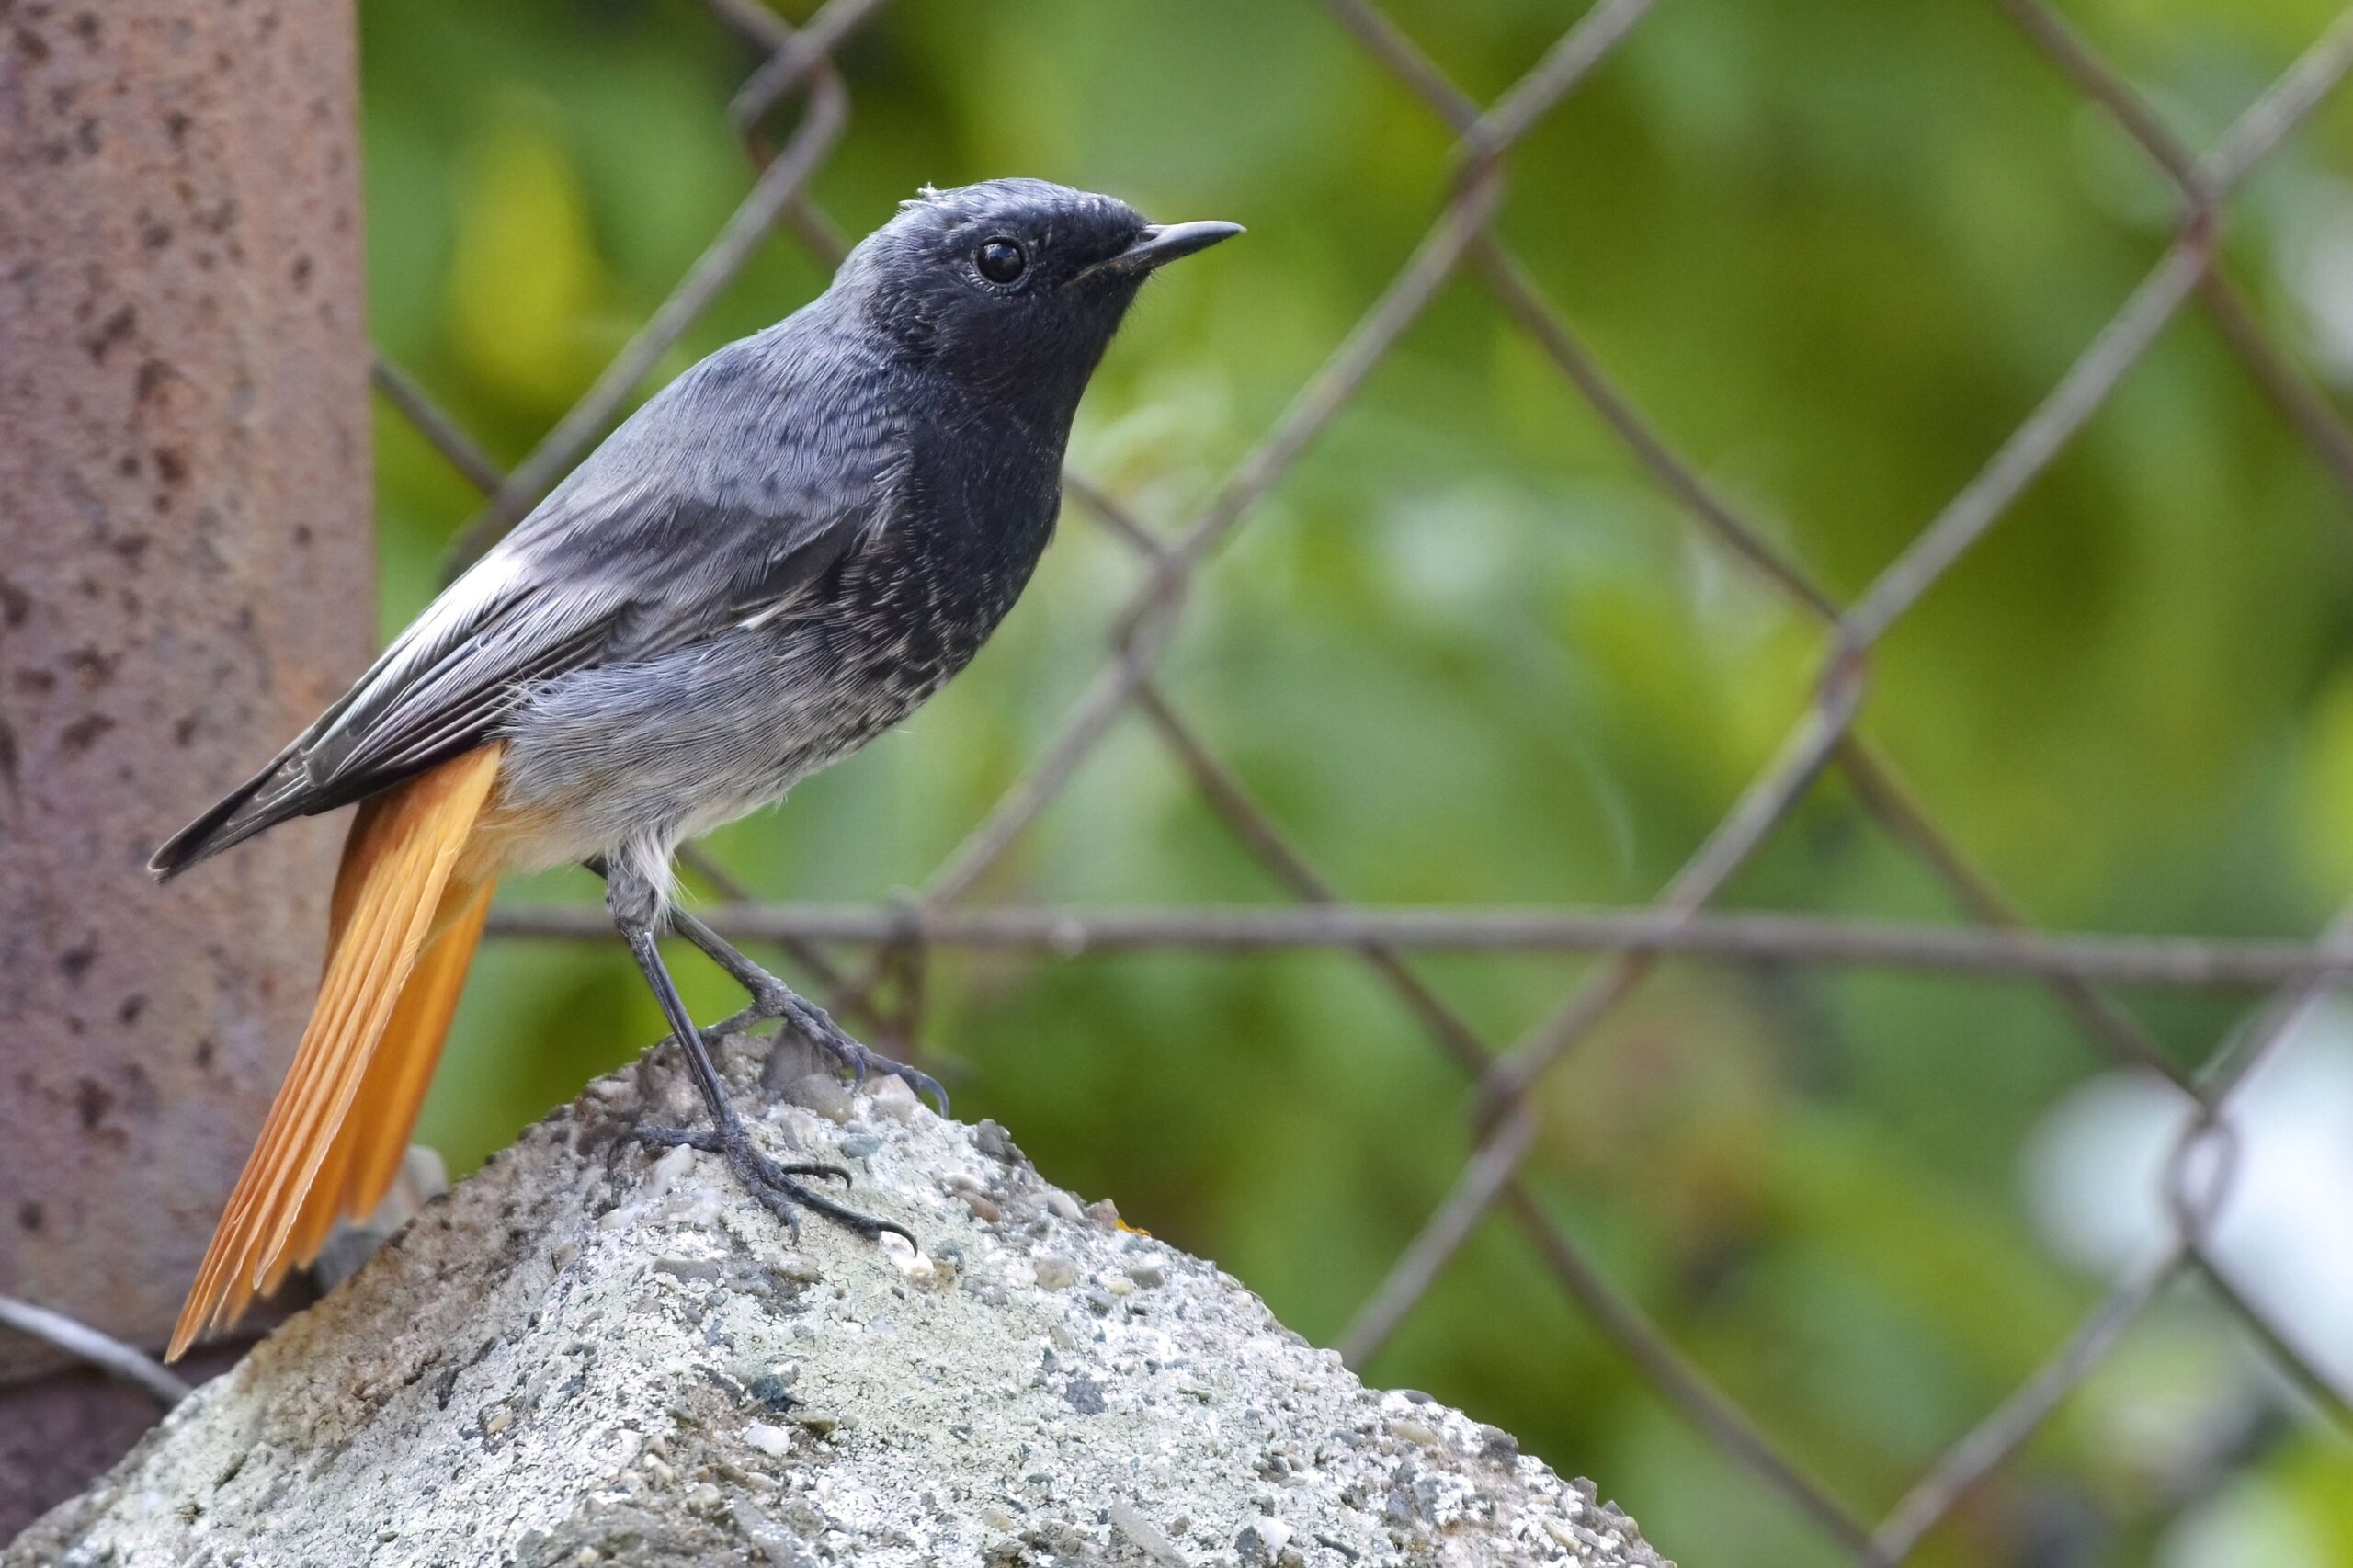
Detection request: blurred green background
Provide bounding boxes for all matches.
[361,1,2353,1562]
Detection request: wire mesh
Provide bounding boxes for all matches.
[350,1,2353,1561]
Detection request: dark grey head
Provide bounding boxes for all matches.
[836,178,1240,429]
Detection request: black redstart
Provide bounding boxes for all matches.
[150,179,1240,1358]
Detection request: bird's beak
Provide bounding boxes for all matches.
[1086,220,1245,281]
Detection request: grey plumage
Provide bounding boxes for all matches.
[151,179,1240,1277]
[151,180,1241,903]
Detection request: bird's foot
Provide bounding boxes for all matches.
[650,898,951,1115]
[628,1120,913,1245]
[747,981,949,1116]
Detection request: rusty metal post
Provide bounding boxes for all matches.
[0,0,371,1531]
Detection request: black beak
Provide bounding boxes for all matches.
[1088,220,1244,280]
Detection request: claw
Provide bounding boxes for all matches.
[769,1158,856,1188]
[829,1039,949,1118]
[665,910,951,1119]
[893,1062,951,1119]
[767,991,950,1118]
[628,1121,898,1238]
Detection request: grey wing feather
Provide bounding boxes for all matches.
[149,327,890,878]
[299,569,630,789]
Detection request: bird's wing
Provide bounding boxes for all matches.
[150,334,891,875]
[305,489,869,791]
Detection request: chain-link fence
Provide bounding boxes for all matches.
[421,1,2353,1561]
[27,0,2353,1560]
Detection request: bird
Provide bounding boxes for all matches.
[149,178,1240,1361]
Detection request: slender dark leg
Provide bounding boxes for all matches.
[585,858,947,1113]
[607,865,912,1244]
[669,904,949,1113]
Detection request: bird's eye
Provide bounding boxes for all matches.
[976,238,1027,284]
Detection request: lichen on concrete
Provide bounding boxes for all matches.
[7,1029,1671,1568]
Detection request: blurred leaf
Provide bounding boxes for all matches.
[444,95,620,410]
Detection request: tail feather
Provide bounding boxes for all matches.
[169,745,504,1361]
[309,878,494,1258]
[248,880,415,1282]
[246,883,414,1282]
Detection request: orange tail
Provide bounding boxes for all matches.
[169,745,504,1361]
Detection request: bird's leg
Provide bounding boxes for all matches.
[607,866,912,1244]
[667,903,949,1115]
[584,858,946,1113]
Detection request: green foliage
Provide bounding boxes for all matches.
[359,1,2353,1561]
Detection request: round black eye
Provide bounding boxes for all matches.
[976,238,1027,284]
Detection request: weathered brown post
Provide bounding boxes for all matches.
[0,0,372,1531]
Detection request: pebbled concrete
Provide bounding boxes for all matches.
[7,1029,1671,1568]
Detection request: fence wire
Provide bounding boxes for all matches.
[349,1,2353,1561]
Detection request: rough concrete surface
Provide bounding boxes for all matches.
[6,1029,1671,1568]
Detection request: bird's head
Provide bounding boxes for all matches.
[837,178,1240,426]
